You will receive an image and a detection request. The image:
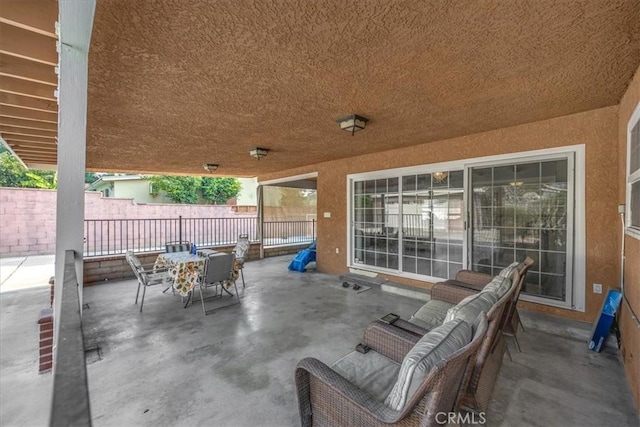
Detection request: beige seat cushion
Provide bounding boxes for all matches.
[385,319,472,411]
[409,299,454,330]
[331,351,401,402]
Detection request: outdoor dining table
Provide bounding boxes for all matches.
[154,251,209,297]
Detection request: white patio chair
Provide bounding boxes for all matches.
[125,250,170,312]
[232,234,250,288]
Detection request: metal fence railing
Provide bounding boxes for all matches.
[84,217,315,257]
[262,220,315,247]
[84,216,257,257]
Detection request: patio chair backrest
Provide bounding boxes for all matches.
[126,250,150,285]
[202,253,236,285]
[498,258,533,327]
[394,314,488,424]
[457,268,519,412]
[233,234,250,261]
[165,241,191,253]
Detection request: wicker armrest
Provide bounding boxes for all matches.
[363,320,422,363]
[431,283,477,304]
[454,270,493,288]
[295,357,401,424]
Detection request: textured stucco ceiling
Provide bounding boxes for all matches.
[86,0,640,177]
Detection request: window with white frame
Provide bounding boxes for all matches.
[628,102,640,235]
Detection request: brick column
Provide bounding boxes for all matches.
[37,307,54,373]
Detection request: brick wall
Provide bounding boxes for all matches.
[0,187,256,257]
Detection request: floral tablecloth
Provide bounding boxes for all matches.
[154,252,206,297]
[154,251,241,297]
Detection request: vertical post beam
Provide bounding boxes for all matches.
[54,0,96,346]
[257,185,264,258]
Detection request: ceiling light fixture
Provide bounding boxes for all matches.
[336,114,368,135]
[203,163,219,173]
[249,147,269,160]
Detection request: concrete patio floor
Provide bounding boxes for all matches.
[1,255,638,426]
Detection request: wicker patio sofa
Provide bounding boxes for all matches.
[295,314,488,426]
[368,259,533,412]
[439,258,535,355]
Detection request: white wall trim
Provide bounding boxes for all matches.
[259,172,318,186]
[626,102,640,240]
[346,144,585,181]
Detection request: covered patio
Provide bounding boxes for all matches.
[1,0,639,425]
[1,256,638,426]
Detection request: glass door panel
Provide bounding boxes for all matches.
[469,159,571,303]
[352,177,398,269]
[401,170,464,279]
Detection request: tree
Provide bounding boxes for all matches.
[0,152,57,189]
[85,172,100,184]
[148,175,202,204]
[201,177,242,204]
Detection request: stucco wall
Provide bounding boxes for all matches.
[0,189,255,257]
[618,63,640,410]
[258,106,620,324]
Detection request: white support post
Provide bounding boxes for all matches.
[257,185,264,258]
[54,0,96,340]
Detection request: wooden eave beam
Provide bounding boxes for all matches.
[0,92,57,113]
[0,23,58,66]
[12,148,57,156]
[6,141,57,151]
[0,105,57,123]
[2,135,57,144]
[0,0,58,38]
[0,54,57,86]
[0,116,57,130]
[0,76,56,101]
[16,154,57,162]
[0,125,57,138]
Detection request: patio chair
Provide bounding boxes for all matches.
[165,241,192,253]
[195,252,239,315]
[295,314,488,427]
[365,266,522,413]
[437,258,534,358]
[125,250,170,312]
[232,234,250,288]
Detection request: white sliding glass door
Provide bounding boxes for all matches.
[468,157,573,305]
[348,148,581,309]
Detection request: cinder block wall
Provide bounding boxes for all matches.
[0,188,57,256]
[0,188,256,257]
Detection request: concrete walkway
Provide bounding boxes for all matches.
[0,255,54,293]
